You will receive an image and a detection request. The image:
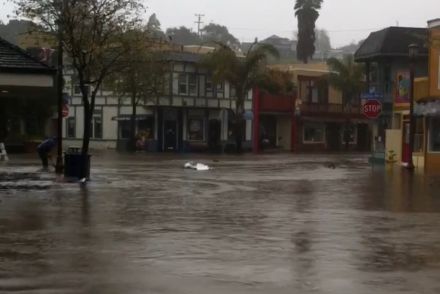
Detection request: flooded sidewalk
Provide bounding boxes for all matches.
[1,153,440,293]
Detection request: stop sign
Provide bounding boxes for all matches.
[362,99,382,119]
[62,104,69,118]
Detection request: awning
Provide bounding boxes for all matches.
[415,100,440,116]
[112,114,153,121]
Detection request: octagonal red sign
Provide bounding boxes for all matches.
[362,99,382,119]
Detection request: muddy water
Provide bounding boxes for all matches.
[1,154,440,294]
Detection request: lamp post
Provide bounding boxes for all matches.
[407,43,419,170]
[55,0,66,174]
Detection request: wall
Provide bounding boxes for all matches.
[429,27,440,97]
[385,129,402,164]
[425,154,440,173]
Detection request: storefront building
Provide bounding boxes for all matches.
[62,49,253,152]
[384,19,440,172]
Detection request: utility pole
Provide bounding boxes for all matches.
[55,0,66,174]
[195,14,205,37]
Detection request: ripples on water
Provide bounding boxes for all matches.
[1,155,440,293]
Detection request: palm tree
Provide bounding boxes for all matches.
[327,55,364,150]
[202,43,279,153]
[327,55,364,108]
[295,0,323,63]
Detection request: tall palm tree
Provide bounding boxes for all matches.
[327,55,364,150]
[327,55,364,108]
[295,0,323,63]
[202,43,279,153]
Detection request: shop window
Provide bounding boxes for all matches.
[66,117,76,138]
[303,123,325,143]
[429,118,440,152]
[188,118,204,141]
[414,117,424,153]
[341,125,357,144]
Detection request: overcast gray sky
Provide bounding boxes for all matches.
[1,0,439,47]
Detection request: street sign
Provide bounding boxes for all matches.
[362,99,382,119]
[62,104,69,118]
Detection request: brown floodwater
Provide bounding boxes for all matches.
[0,154,440,293]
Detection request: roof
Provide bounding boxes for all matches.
[0,36,54,73]
[164,51,203,63]
[354,27,428,62]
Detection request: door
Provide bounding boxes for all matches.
[164,120,177,151]
[208,119,221,152]
[326,123,341,151]
[402,121,410,163]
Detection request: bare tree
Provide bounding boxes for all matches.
[15,0,144,175]
[108,29,168,151]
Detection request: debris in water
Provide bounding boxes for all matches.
[184,162,210,171]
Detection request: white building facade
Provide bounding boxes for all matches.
[62,51,253,152]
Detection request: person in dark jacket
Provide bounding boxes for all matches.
[37,137,57,169]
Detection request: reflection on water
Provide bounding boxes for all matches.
[1,155,440,293]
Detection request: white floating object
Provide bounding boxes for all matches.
[0,142,8,161]
[184,162,210,171]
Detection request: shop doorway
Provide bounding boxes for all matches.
[208,119,221,152]
[164,120,177,151]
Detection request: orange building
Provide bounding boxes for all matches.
[387,19,440,172]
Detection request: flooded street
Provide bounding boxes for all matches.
[1,154,440,294]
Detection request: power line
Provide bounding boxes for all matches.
[194,14,205,37]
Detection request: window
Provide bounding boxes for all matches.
[429,118,440,152]
[91,109,103,139]
[178,73,198,96]
[66,117,76,138]
[303,123,325,143]
[188,74,197,96]
[206,77,213,97]
[188,118,204,141]
[73,84,90,96]
[178,73,187,95]
[119,121,131,139]
[230,86,236,98]
[216,82,224,98]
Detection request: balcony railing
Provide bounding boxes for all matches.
[300,103,361,115]
[259,93,294,113]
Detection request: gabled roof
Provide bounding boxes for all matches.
[355,27,428,62]
[0,36,54,73]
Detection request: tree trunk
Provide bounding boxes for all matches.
[81,98,91,156]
